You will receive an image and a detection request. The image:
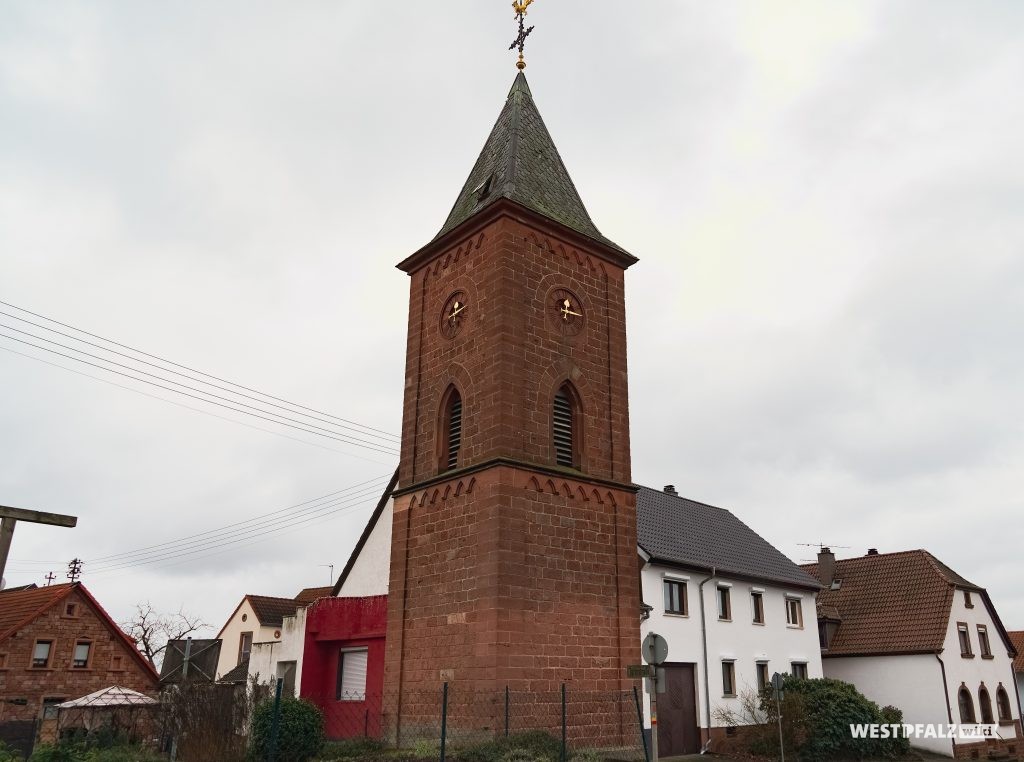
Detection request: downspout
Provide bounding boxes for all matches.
[698,567,716,754]
[936,654,955,757]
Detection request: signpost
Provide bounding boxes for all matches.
[0,505,78,586]
[771,672,786,762]
[641,632,669,762]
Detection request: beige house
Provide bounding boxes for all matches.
[214,588,329,679]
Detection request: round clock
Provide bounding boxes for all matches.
[440,291,468,339]
[549,287,585,336]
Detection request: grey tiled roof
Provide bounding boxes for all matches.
[435,73,629,255]
[637,486,820,589]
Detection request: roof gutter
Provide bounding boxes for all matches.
[698,567,716,754]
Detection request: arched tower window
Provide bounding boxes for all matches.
[439,386,463,471]
[958,687,977,724]
[996,686,1012,722]
[979,685,994,724]
[553,383,580,468]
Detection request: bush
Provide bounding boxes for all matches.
[779,676,910,761]
[458,731,562,762]
[28,745,165,762]
[0,741,22,762]
[248,697,324,762]
[316,737,387,760]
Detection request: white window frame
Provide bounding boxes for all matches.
[336,647,369,701]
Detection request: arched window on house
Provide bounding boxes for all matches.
[553,383,580,468]
[958,687,977,724]
[439,386,463,471]
[979,685,994,724]
[996,685,1012,723]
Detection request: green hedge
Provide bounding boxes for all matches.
[248,697,324,762]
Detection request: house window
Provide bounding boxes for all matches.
[72,642,91,669]
[756,662,770,692]
[336,648,369,701]
[964,590,974,609]
[958,623,973,657]
[63,603,78,618]
[722,661,736,696]
[818,621,829,649]
[664,579,687,615]
[751,592,764,624]
[717,586,732,621]
[0,653,8,669]
[552,384,577,468]
[785,597,803,627]
[959,687,977,724]
[977,625,992,658]
[996,686,1012,722]
[791,662,808,680]
[110,654,124,671]
[238,632,253,666]
[979,686,994,724]
[41,698,65,720]
[32,640,53,668]
[441,386,463,471]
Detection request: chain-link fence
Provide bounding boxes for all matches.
[306,684,650,761]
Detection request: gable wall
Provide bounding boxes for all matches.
[0,588,157,722]
[338,499,393,598]
[215,599,280,679]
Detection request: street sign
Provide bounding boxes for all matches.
[771,671,785,699]
[627,664,654,679]
[641,632,669,666]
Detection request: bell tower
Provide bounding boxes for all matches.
[384,72,640,736]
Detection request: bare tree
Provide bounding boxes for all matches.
[121,601,210,670]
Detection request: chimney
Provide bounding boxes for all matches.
[817,546,836,587]
[867,548,878,556]
[663,485,678,496]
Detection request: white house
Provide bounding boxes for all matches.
[214,588,329,679]
[804,548,1022,758]
[637,485,823,756]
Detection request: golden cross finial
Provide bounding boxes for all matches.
[510,0,536,71]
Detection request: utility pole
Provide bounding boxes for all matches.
[44,572,56,586]
[0,505,78,585]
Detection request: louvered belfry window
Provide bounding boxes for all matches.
[446,390,462,470]
[553,386,575,467]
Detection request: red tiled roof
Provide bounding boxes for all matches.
[0,583,76,641]
[1009,631,1024,673]
[802,549,963,656]
[0,582,159,682]
[246,595,300,627]
[294,587,332,606]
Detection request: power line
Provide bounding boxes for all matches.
[0,308,400,443]
[0,330,400,456]
[0,299,400,441]
[7,473,394,573]
[0,322,398,453]
[84,484,390,575]
[0,344,392,465]
[84,481,391,571]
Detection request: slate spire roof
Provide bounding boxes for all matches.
[435,73,629,255]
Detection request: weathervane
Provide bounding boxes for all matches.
[509,0,535,71]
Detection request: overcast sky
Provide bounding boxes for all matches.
[1,1,1022,636]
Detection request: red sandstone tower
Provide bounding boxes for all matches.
[384,74,640,739]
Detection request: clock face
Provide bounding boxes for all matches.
[440,291,467,339]
[549,287,585,336]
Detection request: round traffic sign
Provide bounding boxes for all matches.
[641,632,669,665]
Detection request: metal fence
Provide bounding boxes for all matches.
[305,684,650,761]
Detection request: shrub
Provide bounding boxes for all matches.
[0,741,22,762]
[779,676,910,761]
[316,737,387,760]
[28,744,82,762]
[248,697,324,762]
[458,731,561,762]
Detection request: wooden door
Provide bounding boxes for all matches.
[657,663,700,756]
